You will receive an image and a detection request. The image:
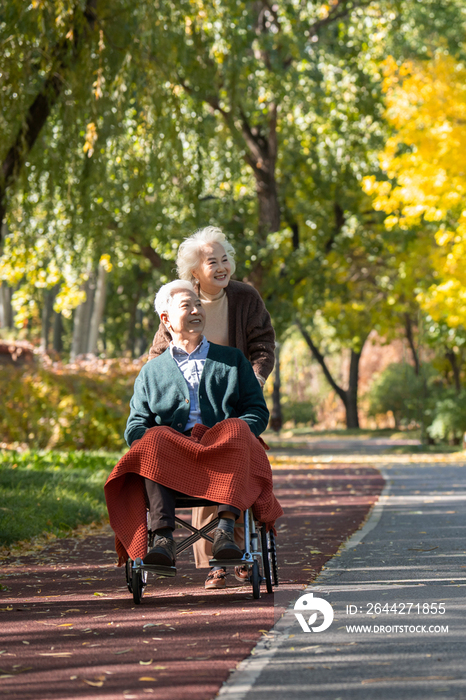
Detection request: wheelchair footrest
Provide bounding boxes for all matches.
[138,564,177,577]
[208,557,254,567]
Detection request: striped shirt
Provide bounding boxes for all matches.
[169,336,210,430]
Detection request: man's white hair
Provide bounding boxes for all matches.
[154,280,196,318]
[176,226,236,282]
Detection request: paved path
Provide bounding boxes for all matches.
[268,436,422,456]
[220,456,466,700]
[0,456,383,700]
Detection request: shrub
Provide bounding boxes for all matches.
[0,360,139,451]
[427,390,466,444]
[282,400,317,426]
[367,362,437,429]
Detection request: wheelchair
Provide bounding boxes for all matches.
[125,496,278,604]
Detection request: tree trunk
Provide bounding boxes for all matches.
[446,350,461,393]
[71,275,94,359]
[0,282,14,329]
[296,319,348,407]
[404,312,420,375]
[256,174,280,237]
[41,287,58,353]
[52,311,63,354]
[325,201,345,253]
[80,275,95,354]
[87,264,107,354]
[71,303,84,361]
[296,318,366,429]
[270,343,283,432]
[346,349,361,429]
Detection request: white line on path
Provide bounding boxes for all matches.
[217,468,390,700]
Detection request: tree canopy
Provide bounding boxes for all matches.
[2,0,466,428]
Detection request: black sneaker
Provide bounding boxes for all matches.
[212,528,243,560]
[143,536,176,566]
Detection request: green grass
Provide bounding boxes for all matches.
[389,443,463,454]
[0,449,122,547]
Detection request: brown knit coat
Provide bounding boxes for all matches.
[148,279,276,380]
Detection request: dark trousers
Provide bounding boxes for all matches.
[144,479,240,531]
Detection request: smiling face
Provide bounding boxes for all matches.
[192,242,231,295]
[161,289,206,347]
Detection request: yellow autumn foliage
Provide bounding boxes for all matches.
[363,53,466,327]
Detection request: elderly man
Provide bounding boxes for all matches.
[105,280,280,575]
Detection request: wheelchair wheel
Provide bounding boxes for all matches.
[269,530,279,587]
[132,558,147,605]
[251,560,260,599]
[125,558,133,594]
[260,526,273,594]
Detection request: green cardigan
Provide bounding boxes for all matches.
[124,342,269,446]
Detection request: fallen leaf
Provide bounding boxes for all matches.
[139,677,157,681]
[139,660,153,665]
[93,592,106,597]
[39,653,73,657]
[153,665,166,670]
[83,680,104,687]
[113,649,132,655]
[65,609,80,613]
[0,607,13,612]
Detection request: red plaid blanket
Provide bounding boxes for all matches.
[104,418,283,564]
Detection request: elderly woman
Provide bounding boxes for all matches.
[148,226,275,589]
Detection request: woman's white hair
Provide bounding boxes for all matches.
[154,280,196,318]
[176,226,236,282]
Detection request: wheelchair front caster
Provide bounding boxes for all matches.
[132,558,147,605]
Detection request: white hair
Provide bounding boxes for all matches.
[176,226,236,282]
[154,280,196,318]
